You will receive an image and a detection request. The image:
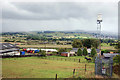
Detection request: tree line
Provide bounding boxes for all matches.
[72,39,100,49]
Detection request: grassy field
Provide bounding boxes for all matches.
[101,43,110,47]
[2,57,95,78]
[101,43,116,50]
[18,44,116,50]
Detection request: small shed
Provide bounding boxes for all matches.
[61,52,69,57]
[103,53,120,58]
[103,53,111,59]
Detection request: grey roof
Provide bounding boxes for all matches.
[70,48,100,53]
[61,52,69,54]
[103,53,111,58]
[0,48,19,54]
[0,43,19,50]
[103,53,120,58]
[70,48,79,52]
[72,48,79,50]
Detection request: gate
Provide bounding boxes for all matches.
[95,55,113,77]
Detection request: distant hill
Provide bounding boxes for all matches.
[1,30,118,39]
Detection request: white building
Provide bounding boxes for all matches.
[40,49,58,52]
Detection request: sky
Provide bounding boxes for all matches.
[1,0,119,33]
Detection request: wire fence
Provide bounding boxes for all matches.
[39,57,95,78]
[54,64,95,79]
[40,56,92,63]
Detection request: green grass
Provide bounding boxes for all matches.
[101,43,116,50]
[2,57,95,78]
[101,43,110,47]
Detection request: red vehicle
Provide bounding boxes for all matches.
[30,50,33,53]
[23,49,26,51]
[27,50,31,53]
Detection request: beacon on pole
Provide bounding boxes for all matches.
[97,14,102,55]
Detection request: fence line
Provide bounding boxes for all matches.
[2,55,93,63]
[40,57,91,63]
[1,55,43,58]
[54,64,95,78]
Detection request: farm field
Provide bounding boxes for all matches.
[2,57,95,78]
[101,46,116,50]
[18,44,72,48]
[18,44,116,50]
[101,43,116,50]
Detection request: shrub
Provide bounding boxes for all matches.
[77,48,83,56]
[38,50,46,57]
[83,48,88,56]
[113,55,120,64]
[91,48,97,57]
[58,48,67,53]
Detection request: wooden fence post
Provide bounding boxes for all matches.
[73,69,75,77]
[85,64,86,72]
[55,74,57,80]
[79,59,80,63]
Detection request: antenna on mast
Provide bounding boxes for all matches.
[97,14,102,55]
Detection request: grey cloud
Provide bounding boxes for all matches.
[3,2,117,20]
[2,2,118,33]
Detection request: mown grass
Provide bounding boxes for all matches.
[2,57,95,78]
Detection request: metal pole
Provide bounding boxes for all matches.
[95,57,97,75]
[99,23,101,56]
[97,14,102,56]
[97,22,101,56]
